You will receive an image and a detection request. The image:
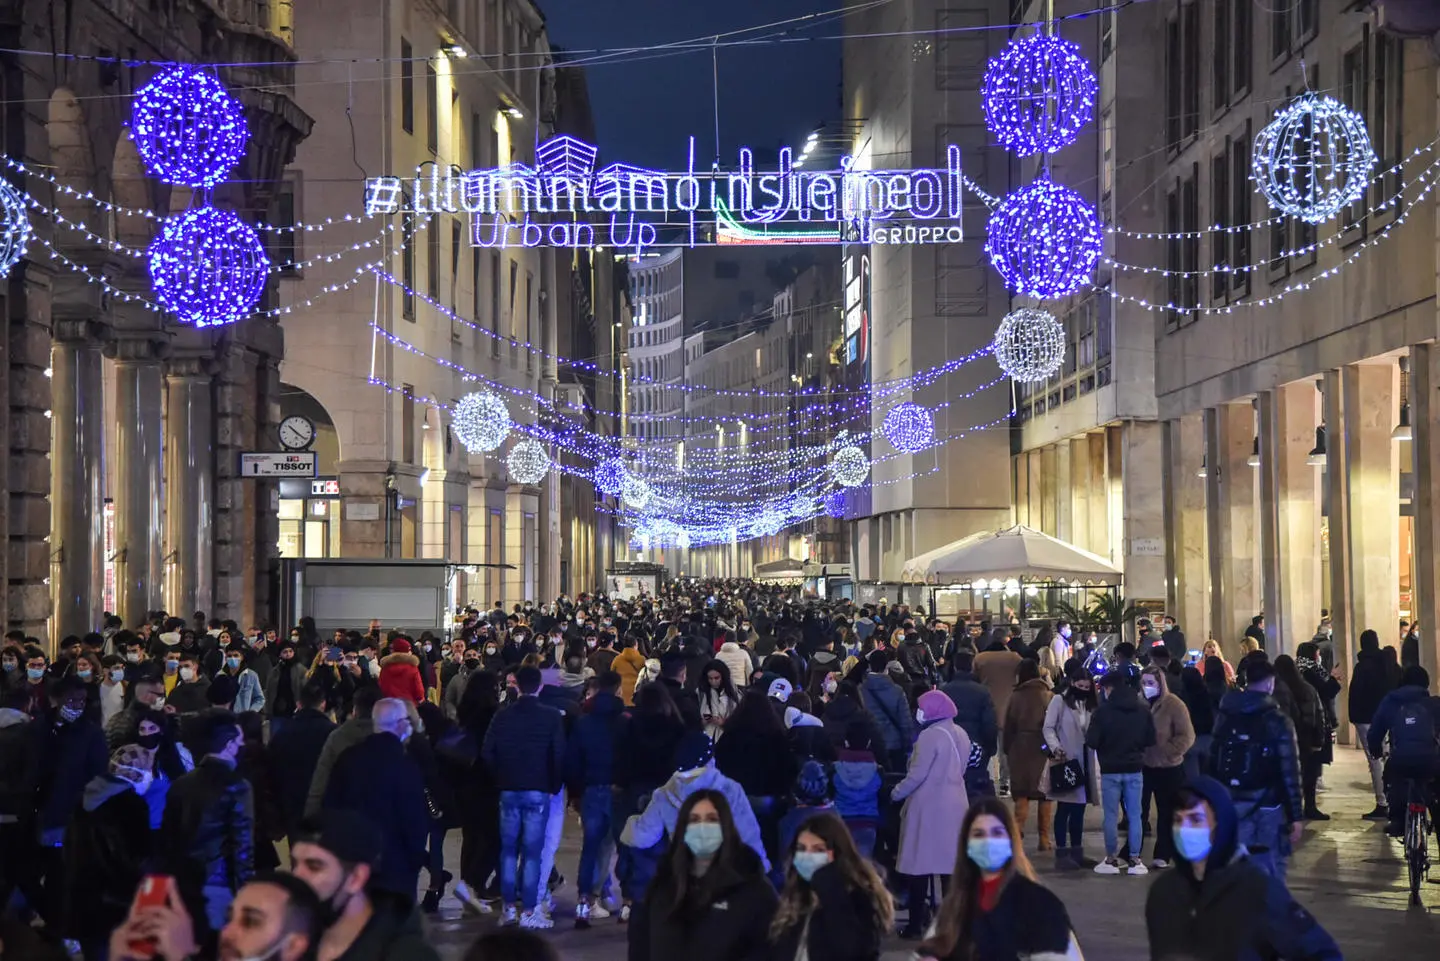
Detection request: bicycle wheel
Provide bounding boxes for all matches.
[1407,809,1423,905]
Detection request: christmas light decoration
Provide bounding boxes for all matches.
[147,207,269,327]
[982,32,1098,156]
[1252,91,1377,225]
[993,307,1065,383]
[883,402,935,452]
[832,445,870,488]
[676,529,691,549]
[506,438,551,484]
[595,458,627,496]
[824,490,847,519]
[622,473,652,510]
[0,178,31,277]
[986,178,1102,299]
[452,390,511,453]
[129,66,249,188]
[753,508,786,537]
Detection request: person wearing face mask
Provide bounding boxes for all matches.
[288,811,440,961]
[129,709,196,830]
[441,646,484,721]
[107,676,169,749]
[19,645,52,720]
[916,797,1083,961]
[263,641,310,738]
[61,745,156,960]
[1130,667,1195,870]
[99,653,129,723]
[1145,778,1341,961]
[891,689,972,938]
[1086,670,1157,877]
[167,651,212,714]
[1041,663,1101,871]
[219,642,268,714]
[766,812,892,961]
[322,698,430,903]
[631,790,777,961]
[0,643,24,699]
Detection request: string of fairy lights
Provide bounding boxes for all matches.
[0,14,1401,547]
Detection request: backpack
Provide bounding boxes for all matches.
[1210,709,1277,793]
[1388,699,1440,761]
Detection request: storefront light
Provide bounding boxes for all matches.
[1247,437,1260,468]
[1307,426,1328,467]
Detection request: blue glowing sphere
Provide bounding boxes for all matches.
[824,490,847,519]
[985,178,1102,300]
[982,33,1098,156]
[130,66,249,188]
[595,458,626,496]
[147,207,269,327]
[883,402,936,452]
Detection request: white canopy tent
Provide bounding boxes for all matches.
[753,557,805,582]
[899,525,1123,586]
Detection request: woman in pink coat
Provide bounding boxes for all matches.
[891,688,971,939]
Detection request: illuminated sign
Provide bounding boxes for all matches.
[364,135,967,255]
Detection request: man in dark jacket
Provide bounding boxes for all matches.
[166,651,211,715]
[941,652,997,798]
[323,698,429,901]
[289,811,441,961]
[1145,776,1341,961]
[565,671,626,926]
[1207,658,1303,879]
[1086,671,1156,875]
[659,652,703,731]
[306,688,379,817]
[896,631,937,684]
[1160,616,1187,663]
[858,653,914,772]
[161,709,255,933]
[1348,628,1398,820]
[269,682,337,840]
[0,707,38,910]
[481,665,565,927]
[1365,665,1440,838]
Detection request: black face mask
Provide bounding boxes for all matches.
[137,732,162,750]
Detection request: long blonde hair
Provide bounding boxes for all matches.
[769,813,894,940]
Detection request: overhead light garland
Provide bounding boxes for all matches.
[452,389,511,453]
[986,177,1102,299]
[993,307,1065,383]
[129,65,249,188]
[147,207,269,327]
[0,178,31,278]
[981,32,1097,156]
[1252,91,1377,225]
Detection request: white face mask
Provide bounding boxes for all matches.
[1141,681,1160,700]
[179,667,196,682]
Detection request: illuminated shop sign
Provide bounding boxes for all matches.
[363,135,967,254]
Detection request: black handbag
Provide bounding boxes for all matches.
[1051,757,1085,792]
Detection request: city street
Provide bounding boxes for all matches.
[422,751,1440,960]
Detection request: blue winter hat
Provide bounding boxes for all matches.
[673,730,714,772]
[794,759,832,804]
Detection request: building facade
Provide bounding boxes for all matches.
[283,0,607,610]
[2,0,310,639]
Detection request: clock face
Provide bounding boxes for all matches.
[278,415,315,451]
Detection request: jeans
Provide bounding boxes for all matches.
[498,790,550,910]
[1054,801,1086,848]
[1235,802,1288,880]
[1144,765,1186,862]
[1101,772,1143,858]
[577,785,615,899]
[1354,723,1386,805]
[535,789,566,908]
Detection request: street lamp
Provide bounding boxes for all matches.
[1307,426,1327,467]
[1247,436,1260,468]
[1393,356,1412,441]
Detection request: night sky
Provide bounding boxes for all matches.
[540,0,843,171]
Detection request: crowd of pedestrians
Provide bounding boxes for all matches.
[3,582,1432,961]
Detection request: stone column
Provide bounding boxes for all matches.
[1332,364,1400,729]
[1258,384,1321,658]
[1411,344,1440,678]
[112,337,165,625]
[1054,440,1073,545]
[1205,403,1260,655]
[50,319,108,638]
[1162,415,1210,644]
[1119,421,1166,602]
[1087,432,1109,560]
[164,357,215,618]
[1068,437,1090,551]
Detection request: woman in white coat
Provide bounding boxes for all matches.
[891,689,971,939]
[1042,663,1102,871]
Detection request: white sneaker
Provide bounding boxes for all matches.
[619,902,632,923]
[588,902,612,920]
[454,881,492,914]
[1127,858,1149,876]
[574,902,591,929]
[500,904,519,926]
[1150,859,1169,870]
[1093,858,1121,875]
[541,892,556,915]
[521,909,554,930]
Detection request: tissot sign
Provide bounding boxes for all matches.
[364,136,967,254]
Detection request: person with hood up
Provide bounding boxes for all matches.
[61,744,156,960]
[1365,665,1440,838]
[858,651,915,772]
[1135,666,1195,868]
[1003,659,1055,852]
[289,811,442,961]
[614,636,648,706]
[1086,670,1157,876]
[1347,628,1395,820]
[973,628,1022,794]
[621,730,770,871]
[1145,777,1341,961]
[263,640,312,739]
[629,789,777,961]
[377,637,425,704]
[892,689,972,939]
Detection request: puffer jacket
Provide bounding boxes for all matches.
[614,647,648,705]
[619,762,769,871]
[1085,683,1156,775]
[62,775,152,942]
[832,747,881,819]
[1211,689,1303,823]
[1142,671,1196,769]
[480,695,565,793]
[377,652,425,703]
[160,757,255,892]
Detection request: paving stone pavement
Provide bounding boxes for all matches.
[422,750,1440,960]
